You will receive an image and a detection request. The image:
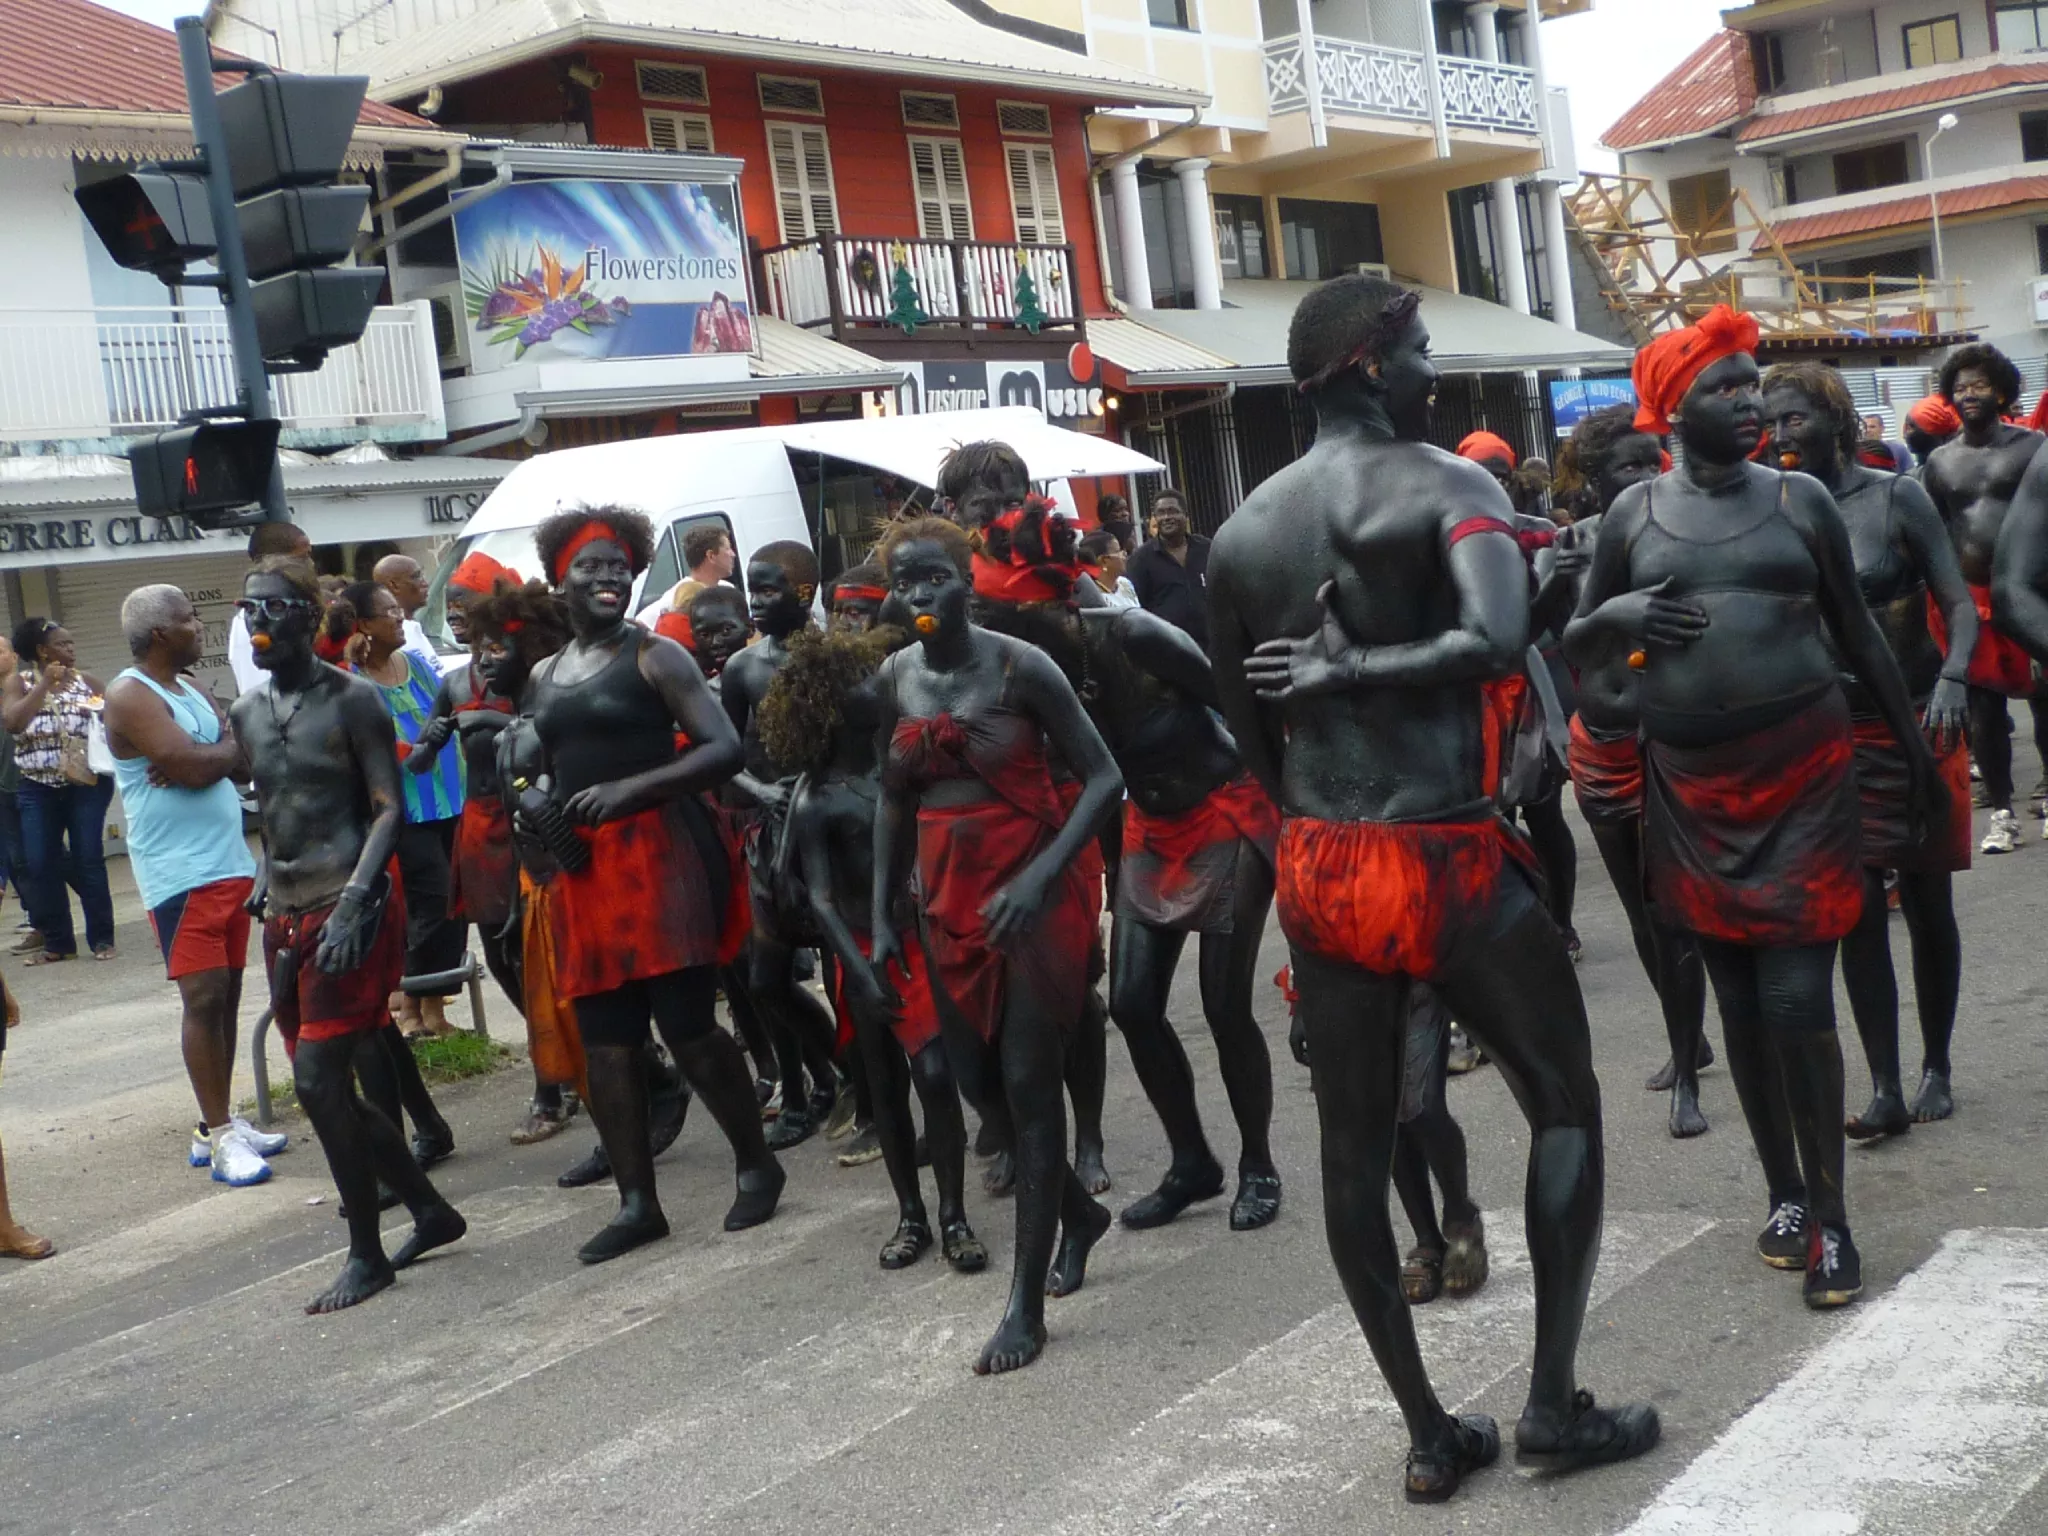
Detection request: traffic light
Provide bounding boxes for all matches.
[217,73,383,370]
[128,420,283,528]
[73,172,215,279]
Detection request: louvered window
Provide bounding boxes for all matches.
[1004,142,1064,244]
[996,100,1053,136]
[901,91,960,129]
[635,61,707,104]
[758,75,825,114]
[907,136,973,240]
[767,121,840,240]
[645,110,713,153]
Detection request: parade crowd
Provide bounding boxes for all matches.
[4,271,2044,1506]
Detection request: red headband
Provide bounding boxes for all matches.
[1457,431,1517,469]
[451,550,521,596]
[1631,304,1760,435]
[835,584,888,605]
[552,520,624,585]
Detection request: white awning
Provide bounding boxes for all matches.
[1096,280,1633,386]
[777,406,1164,484]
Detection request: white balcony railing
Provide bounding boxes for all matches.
[1263,34,1540,135]
[0,302,446,447]
[758,235,1080,337]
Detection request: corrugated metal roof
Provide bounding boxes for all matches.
[750,315,904,389]
[1087,317,1240,386]
[351,0,1200,107]
[1601,31,1756,152]
[1738,61,2048,142]
[1764,175,2048,247]
[0,0,429,128]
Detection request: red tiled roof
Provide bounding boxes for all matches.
[0,0,428,127]
[1738,61,2048,142]
[1762,176,2048,247]
[1602,31,1757,151]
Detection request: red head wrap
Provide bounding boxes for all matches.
[1631,305,1761,435]
[970,494,1085,606]
[834,583,889,605]
[1456,431,1517,469]
[551,519,624,585]
[450,550,520,596]
[1908,395,1962,436]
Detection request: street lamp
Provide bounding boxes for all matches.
[1928,111,1959,284]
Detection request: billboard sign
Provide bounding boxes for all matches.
[1549,376,1638,437]
[897,359,1105,427]
[452,177,751,373]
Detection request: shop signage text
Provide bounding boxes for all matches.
[898,360,1106,427]
[0,515,216,556]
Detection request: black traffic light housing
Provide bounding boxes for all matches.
[73,172,215,280]
[128,419,283,528]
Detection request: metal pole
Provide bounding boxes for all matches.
[1927,125,1948,284]
[175,15,289,523]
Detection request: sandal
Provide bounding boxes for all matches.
[23,950,72,966]
[1405,1412,1500,1502]
[942,1220,989,1273]
[879,1217,932,1270]
[91,944,116,962]
[1401,1245,1444,1304]
[1514,1390,1662,1475]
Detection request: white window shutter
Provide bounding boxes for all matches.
[645,110,713,153]
[768,122,840,241]
[908,137,973,240]
[1005,143,1064,245]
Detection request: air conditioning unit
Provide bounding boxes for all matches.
[2031,276,2048,327]
[1354,262,1393,281]
[419,280,471,372]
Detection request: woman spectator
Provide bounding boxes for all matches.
[341,582,468,1037]
[2,619,113,964]
[1079,529,1140,610]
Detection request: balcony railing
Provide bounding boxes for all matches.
[1262,34,1540,134]
[0,302,446,448]
[756,235,1081,342]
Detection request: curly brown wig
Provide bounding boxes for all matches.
[754,626,896,779]
[468,579,573,669]
[534,506,656,586]
[1554,404,1653,516]
[877,516,976,580]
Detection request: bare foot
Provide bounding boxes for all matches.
[1074,1143,1112,1197]
[974,1313,1047,1375]
[1909,1069,1954,1123]
[982,1149,1016,1198]
[391,1202,467,1269]
[1669,1081,1709,1139]
[305,1255,395,1314]
[1046,1193,1112,1298]
[0,1223,53,1260]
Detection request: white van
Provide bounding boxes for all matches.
[420,407,1163,645]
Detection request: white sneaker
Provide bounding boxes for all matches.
[1983,809,2021,855]
[210,1134,272,1187]
[188,1124,211,1168]
[227,1115,288,1157]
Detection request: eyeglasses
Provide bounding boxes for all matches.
[235,596,316,620]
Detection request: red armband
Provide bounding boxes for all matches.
[1447,516,1515,550]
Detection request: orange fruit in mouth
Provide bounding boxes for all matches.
[1628,649,1648,670]
[914,615,939,635]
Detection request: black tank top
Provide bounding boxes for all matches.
[531,633,677,797]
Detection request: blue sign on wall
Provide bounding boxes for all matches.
[452,178,751,373]
[1550,377,1638,437]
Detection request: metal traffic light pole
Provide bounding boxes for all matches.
[175,15,290,523]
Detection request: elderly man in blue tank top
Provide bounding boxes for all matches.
[104,584,287,1187]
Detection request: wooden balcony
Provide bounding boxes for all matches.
[755,235,1083,351]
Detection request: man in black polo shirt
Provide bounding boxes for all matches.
[1127,490,1212,648]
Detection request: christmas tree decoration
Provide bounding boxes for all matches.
[1013,257,1045,333]
[886,243,929,334]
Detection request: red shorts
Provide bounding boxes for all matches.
[261,865,408,1055]
[1567,715,1644,825]
[1929,583,2036,697]
[149,877,253,980]
[1643,692,1863,946]
[1851,713,1972,874]
[546,802,723,1001]
[1116,774,1279,934]
[828,930,942,1057]
[1275,814,1542,982]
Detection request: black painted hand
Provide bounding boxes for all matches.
[313,888,377,975]
[1288,1010,1309,1068]
[409,716,455,771]
[1245,581,1357,701]
[564,780,636,826]
[848,951,901,1022]
[870,925,906,980]
[1904,743,1944,849]
[1599,576,1710,649]
[1924,677,1968,756]
[983,865,1052,946]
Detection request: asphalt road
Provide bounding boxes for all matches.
[6,775,2048,1536]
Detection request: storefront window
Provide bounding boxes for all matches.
[1277,199,1383,281]
[1213,194,1269,279]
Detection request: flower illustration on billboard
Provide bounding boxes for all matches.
[467,246,631,358]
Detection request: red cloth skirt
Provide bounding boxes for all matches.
[706,798,751,967]
[545,802,723,1000]
[828,929,942,1057]
[1116,773,1279,934]
[261,861,407,1055]
[1643,691,1864,946]
[1480,674,1528,799]
[915,796,1096,1044]
[449,793,516,928]
[1851,713,1972,873]
[1928,582,2036,697]
[1567,714,1645,825]
[1275,814,1541,982]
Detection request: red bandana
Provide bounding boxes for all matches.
[1631,305,1760,435]
[1910,395,1963,435]
[971,496,1085,606]
[552,519,624,585]
[451,550,521,595]
[1456,431,1517,470]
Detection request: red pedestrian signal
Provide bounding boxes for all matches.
[129,420,283,528]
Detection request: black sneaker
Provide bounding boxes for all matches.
[1757,1201,1808,1270]
[1803,1224,1863,1309]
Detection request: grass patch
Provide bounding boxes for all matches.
[240,1030,515,1123]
